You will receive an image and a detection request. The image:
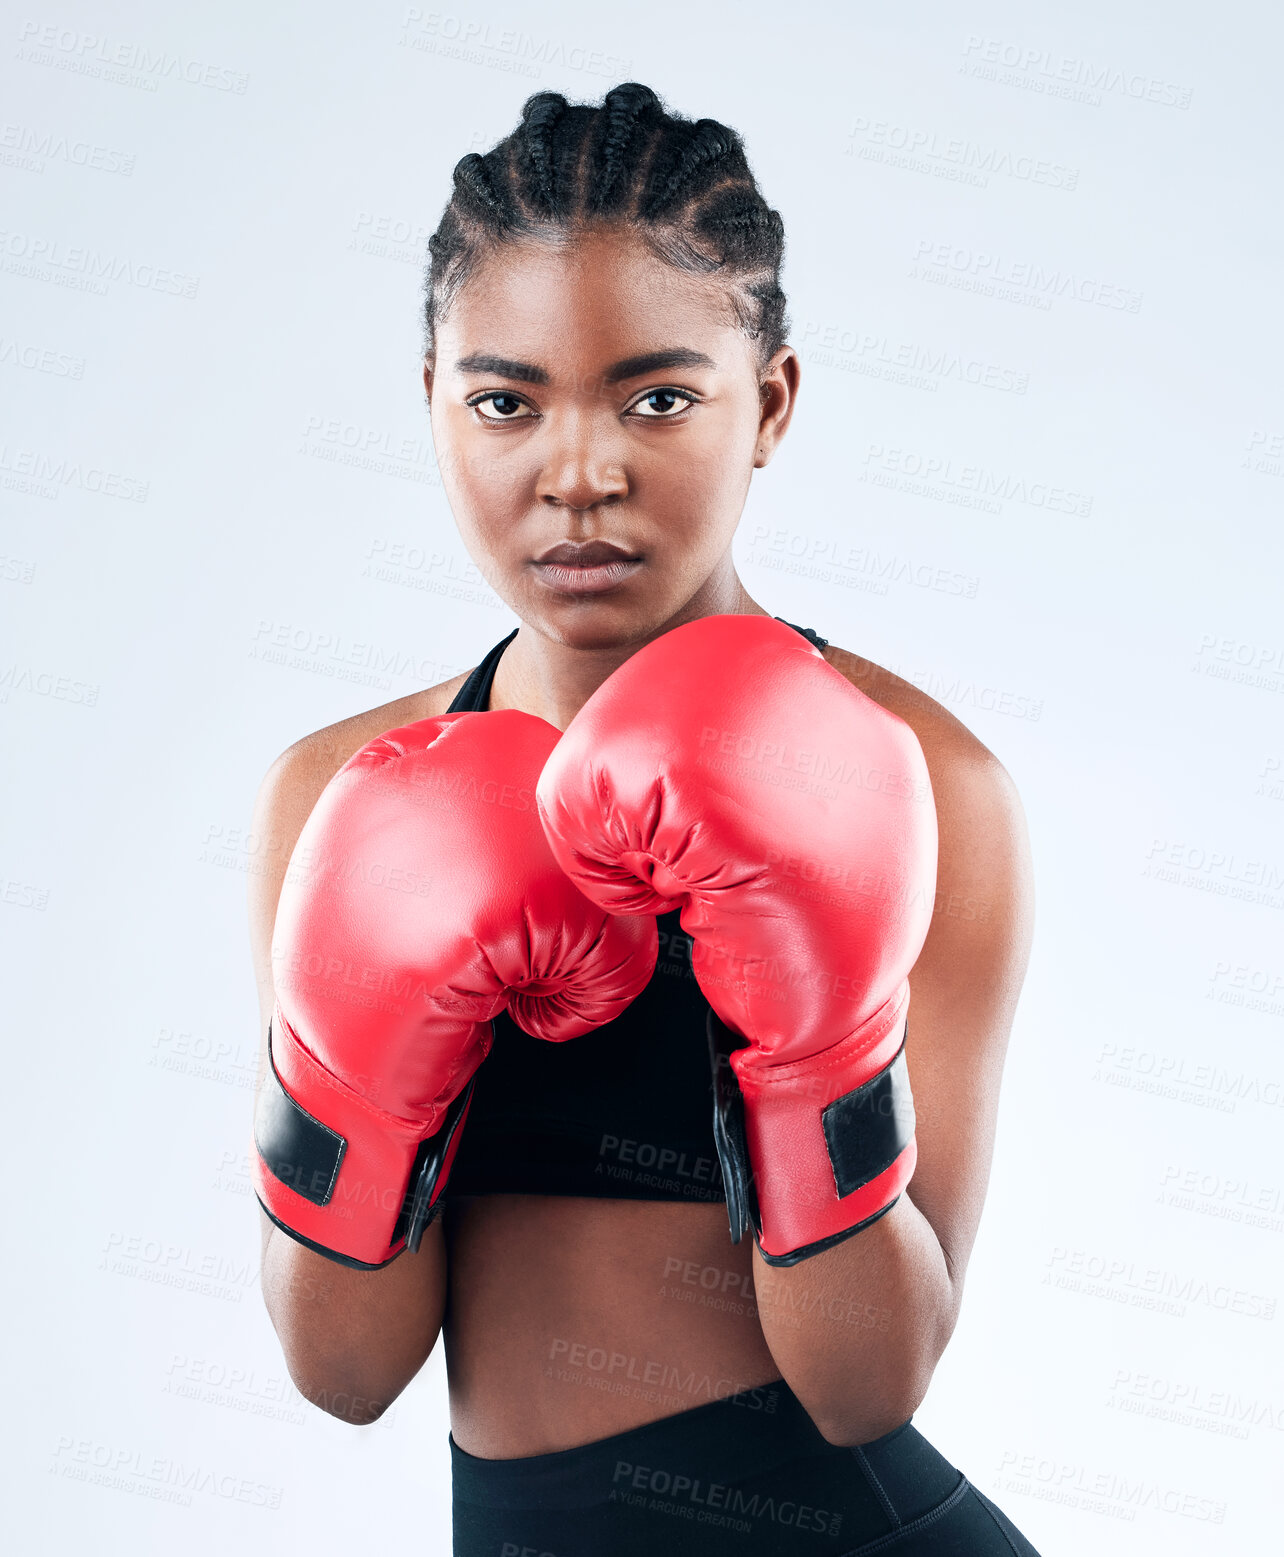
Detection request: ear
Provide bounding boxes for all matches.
[755,345,800,468]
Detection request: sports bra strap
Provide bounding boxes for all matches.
[446,617,827,716]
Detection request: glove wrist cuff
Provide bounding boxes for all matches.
[711,987,917,1265]
[251,1011,470,1268]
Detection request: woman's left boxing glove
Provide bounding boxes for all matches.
[252,710,656,1269]
[536,615,938,1265]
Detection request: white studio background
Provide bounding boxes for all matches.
[3,2,1281,1552]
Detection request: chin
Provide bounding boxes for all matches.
[525,592,676,652]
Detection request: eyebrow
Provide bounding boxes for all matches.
[453,347,718,386]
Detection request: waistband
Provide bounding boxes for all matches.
[450,1381,958,1526]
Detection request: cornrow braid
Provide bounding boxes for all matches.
[589,82,658,217]
[518,92,565,213]
[639,118,746,222]
[423,82,788,372]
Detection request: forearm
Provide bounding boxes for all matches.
[752,1194,958,1445]
[260,1211,447,1423]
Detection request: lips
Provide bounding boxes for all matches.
[535,541,638,567]
[531,540,643,597]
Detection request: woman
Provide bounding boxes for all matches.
[249,83,1039,1554]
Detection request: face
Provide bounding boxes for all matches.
[424,224,797,650]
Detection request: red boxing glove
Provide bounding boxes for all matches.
[536,616,937,1264]
[252,710,657,1268]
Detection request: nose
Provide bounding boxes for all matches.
[535,408,629,512]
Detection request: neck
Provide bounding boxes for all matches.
[490,567,767,730]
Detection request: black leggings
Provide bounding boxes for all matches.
[451,1382,1041,1555]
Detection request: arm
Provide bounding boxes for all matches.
[248,743,447,1425]
[248,716,655,1422]
[751,746,1034,1443]
[534,616,1034,1444]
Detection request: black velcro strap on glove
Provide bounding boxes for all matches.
[254,1026,347,1207]
[822,1044,916,1198]
[391,1079,475,1254]
[707,1011,759,1247]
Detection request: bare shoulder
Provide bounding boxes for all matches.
[822,642,988,770]
[245,669,471,1023]
[262,673,470,816]
[821,642,1032,940]
[822,641,1023,822]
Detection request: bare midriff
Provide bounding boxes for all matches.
[442,1195,783,1459]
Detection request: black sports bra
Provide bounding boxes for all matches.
[443,617,830,1203]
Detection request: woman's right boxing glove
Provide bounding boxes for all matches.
[252,710,657,1269]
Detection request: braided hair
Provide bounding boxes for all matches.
[423,83,788,374]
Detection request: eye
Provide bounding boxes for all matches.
[470,392,535,422]
[630,388,696,418]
